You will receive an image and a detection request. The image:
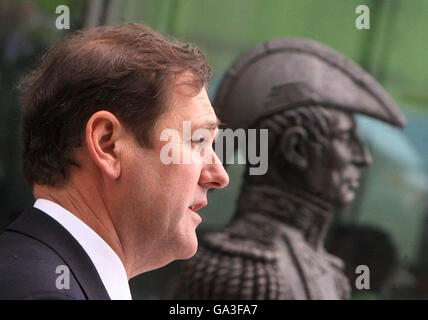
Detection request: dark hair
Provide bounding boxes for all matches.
[19,23,212,188]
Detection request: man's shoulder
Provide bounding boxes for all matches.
[0,229,85,300]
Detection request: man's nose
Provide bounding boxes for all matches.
[199,153,229,189]
[352,135,373,167]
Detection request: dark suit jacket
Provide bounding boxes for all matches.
[0,207,111,300]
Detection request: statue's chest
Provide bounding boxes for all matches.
[277,228,347,300]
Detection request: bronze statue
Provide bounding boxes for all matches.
[173,38,405,299]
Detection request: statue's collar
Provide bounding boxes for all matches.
[235,183,335,251]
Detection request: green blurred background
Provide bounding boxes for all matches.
[0,0,427,299]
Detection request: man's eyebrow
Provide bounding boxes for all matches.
[194,117,222,130]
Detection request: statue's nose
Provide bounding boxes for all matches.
[352,136,373,167]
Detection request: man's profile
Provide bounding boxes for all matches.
[0,23,229,300]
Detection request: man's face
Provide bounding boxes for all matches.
[306,111,372,208]
[116,83,229,272]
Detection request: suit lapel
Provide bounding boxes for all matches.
[5,207,111,300]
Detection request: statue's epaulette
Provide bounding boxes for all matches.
[200,215,281,262]
[176,236,286,299]
[171,215,293,299]
[201,232,278,262]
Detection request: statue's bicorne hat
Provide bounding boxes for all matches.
[214,38,406,131]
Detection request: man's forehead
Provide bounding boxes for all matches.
[161,85,219,129]
[180,86,218,125]
[191,96,219,126]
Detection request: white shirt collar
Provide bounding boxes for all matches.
[33,199,132,300]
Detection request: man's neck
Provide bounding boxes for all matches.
[33,182,130,279]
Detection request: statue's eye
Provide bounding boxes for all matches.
[338,132,352,140]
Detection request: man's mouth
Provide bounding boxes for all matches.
[189,200,207,213]
[188,201,206,225]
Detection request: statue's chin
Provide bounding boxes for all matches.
[334,191,356,209]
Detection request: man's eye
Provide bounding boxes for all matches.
[192,137,205,143]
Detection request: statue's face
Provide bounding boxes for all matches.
[307,111,372,208]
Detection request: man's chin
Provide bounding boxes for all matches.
[176,236,199,260]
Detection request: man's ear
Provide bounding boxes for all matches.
[279,126,309,170]
[85,111,123,180]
